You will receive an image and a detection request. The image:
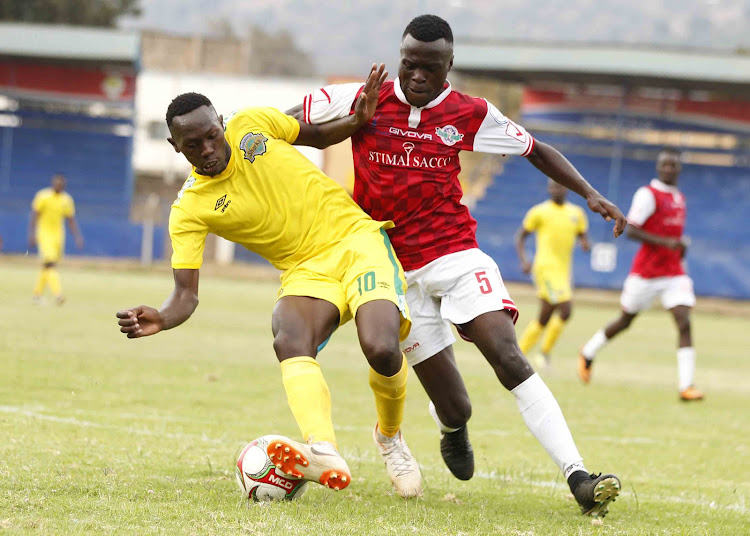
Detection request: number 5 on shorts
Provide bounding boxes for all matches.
[358,271,376,295]
[475,271,492,294]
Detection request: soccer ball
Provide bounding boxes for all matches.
[235,435,309,502]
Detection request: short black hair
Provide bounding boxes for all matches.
[659,146,681,158]
[166,92,213,127]
[402,14,453,44]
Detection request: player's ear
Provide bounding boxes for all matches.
[448,55,454,72]
[167,137,181,153]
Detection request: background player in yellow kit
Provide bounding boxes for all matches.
[28,174,84,304]
[115,65,423,498]
[515,180,590,368]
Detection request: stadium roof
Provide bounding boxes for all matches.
[0,23,139,63]
[453,42,750,94]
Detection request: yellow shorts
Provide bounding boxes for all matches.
[37,235,63,264]
[277,228,411,341]
[533,267,572,305]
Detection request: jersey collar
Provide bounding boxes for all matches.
[393,78,452,109]
[650,178,680,194]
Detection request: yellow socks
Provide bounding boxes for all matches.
[280,356,337,447]
[369,355,408,438]
[47,268,62,297]
[519,320,544,355]
[33,268,48,296]
[541,316,566,355]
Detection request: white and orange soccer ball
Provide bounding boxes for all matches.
[235,435,309,502]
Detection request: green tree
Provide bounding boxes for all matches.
[0,0,140,27]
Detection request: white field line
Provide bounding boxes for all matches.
[1,404,746,514]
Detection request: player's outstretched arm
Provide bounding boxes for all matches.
[527,142,627,237]
[626,225,686,252]
[116,269,199,339]
[292,63,387,149]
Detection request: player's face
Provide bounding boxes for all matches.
[168,105,229,176]
[547,180,567,204]
[51,176,66,193]
[656,153,681,185]
[398,35,453,108]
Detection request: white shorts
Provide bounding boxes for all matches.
[619,274,696,314]
[400,248,518,367]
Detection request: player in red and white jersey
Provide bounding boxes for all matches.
[290,15,626,517]
[580,148,703,402]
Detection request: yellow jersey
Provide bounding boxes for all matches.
[31,188,75,239]
[169,107,389,271]
[522,200,587,273]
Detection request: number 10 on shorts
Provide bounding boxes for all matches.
[358,271,376,295]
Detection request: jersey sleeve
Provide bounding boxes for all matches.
[31,191,45,212]
[301,83,364,124]
[64,194,75,217]
[522,206,540,232]
[169,206,209,270]
[238,107,300,144]
[472,100,535,157]
[626,187,656,227]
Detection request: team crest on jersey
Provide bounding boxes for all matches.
[436,125,463,146]
[240,132,268,163]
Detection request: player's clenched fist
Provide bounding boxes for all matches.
[116,306,164,338]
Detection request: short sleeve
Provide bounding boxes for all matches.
[230,107,300,144]
[169,206,209,270]
[577,207,588,234]
[302,83,363,124]
[472,100,535,156]
[627,187,656,227]
[31,191,44,211]
[64,195,75,217]
[522,206,540,232]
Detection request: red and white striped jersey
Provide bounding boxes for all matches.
[627,178,687,278]
[301,79,535,271]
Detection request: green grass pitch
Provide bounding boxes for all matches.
[1,261,749,535]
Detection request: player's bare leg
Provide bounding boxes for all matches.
[271,296,351,490]
[356,300,422,498]
[413,346,475,480]
[459,310,620,517]
[670,305,703,401]
[579,311,637,383]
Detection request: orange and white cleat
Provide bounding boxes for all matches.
[265,435,351,491]
[578,350,593,384]
[679,386,704,402]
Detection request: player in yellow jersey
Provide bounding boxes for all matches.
[115,65,423,498]
[28,174,84,305]
[515,180,590,369]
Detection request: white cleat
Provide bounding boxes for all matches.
[264,435,351,491]
[373,424,423,498]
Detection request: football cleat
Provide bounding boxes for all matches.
[373,425,423,498]
[679,386,704,402]
[440,426,474,481]
[264,435,351,491]
[573,473,621,518]
[577,350,593,384]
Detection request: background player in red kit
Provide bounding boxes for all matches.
[579,148,703,401]
[290,15,626,517]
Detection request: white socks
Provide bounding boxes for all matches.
[581,329,608,359]
[676,347,696,391]
[429,401,460,434]
[512,373,585,479]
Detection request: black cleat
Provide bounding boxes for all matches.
[440,426,474,481]
[573,473,621,517]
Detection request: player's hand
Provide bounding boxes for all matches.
[586,193,627,238]
[353,63,387,126]
[116,306,164,338]
[521,260,532,274]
